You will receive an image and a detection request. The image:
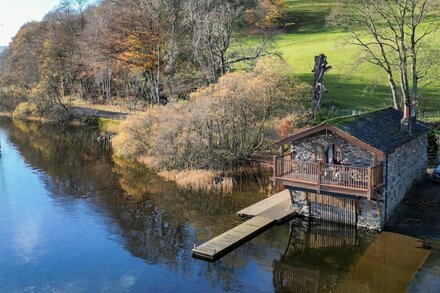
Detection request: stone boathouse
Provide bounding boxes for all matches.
[273,107,430,230]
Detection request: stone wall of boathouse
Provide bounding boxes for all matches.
[289,131,374,167]
[382,134,428,221]
[288,189,384,230]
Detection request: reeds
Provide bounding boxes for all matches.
[158,169,234,193]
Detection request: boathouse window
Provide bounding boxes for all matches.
[314,144,325,161]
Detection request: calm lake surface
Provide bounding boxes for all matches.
[0,118,438,292]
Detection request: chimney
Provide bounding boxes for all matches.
[401,103,413,134]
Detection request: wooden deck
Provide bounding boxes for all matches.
[237,189,291,217]
[273,157,384,199]
[192,191,294,261]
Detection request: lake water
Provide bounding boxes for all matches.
[0,118,438,292]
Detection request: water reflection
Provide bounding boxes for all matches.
[0,118,437,292]
[1,118,276,290]
[273,219,376,293]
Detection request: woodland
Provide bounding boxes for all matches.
[0,0,438,172]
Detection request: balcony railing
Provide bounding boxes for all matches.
[273,157,384,199]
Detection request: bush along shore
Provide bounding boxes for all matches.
[1,57,311,191]
[111,57,311,189]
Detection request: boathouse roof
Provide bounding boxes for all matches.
[278,107,430,154]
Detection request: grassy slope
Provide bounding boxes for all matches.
[273,0,440,113]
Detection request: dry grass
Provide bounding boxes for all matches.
[158,169,234,193]
[0,111,12,118]
[137,156,234,192]
[137,155,159,169]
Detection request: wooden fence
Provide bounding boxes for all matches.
[274,158,384,199]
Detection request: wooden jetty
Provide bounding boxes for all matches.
[192,190,294,261]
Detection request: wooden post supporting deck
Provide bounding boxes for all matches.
[316,161,321,193]
[367,167,372,200]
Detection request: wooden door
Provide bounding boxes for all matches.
[309,193,358,226]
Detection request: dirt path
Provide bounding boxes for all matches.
[72,106,128,120]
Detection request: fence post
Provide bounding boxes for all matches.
[367,167,372,200]
[273,155,277,184]
[317,161,321,193]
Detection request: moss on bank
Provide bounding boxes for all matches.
[97,118,121,133]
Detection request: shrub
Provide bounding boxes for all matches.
[113,56,311,171]
[0,85,27,112]
[12,100,73,122]
[12,102,39,119]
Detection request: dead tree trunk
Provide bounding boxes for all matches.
[312,54,331,116]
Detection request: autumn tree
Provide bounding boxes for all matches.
[20,0,91,112]
[1,22,47,90]
[113,57,310,170]
[245,0,285,30]
[1,0,283,113]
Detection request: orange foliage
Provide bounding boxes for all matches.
[246,0,285,29]
[278,118,293,138]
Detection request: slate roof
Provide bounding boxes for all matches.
[325,107,430,153]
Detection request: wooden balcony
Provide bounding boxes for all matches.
[273,157,384,200]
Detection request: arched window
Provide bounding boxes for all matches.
[314,144,325,162]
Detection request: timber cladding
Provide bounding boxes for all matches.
[289,190,382,229]
[308,193,358,226]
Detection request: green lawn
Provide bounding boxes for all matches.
[271,0,440,114]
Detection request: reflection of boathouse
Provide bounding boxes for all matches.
[274,107,429,229]
[273,219,431,293]
[273,220,374,293]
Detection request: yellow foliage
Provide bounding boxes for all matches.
[117,34,156,75]
[13,102,39,119]
[113,56,310,171]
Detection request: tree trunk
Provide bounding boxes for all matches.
[387,73,401,110]
[312,54,331,116]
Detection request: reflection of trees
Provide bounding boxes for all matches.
[273,219,376,293]
[5,119,277,288]
[9,119,116,199]
[8,119,385,291]
[110,156,277,272]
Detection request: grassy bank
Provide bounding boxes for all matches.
[97,118,121,132]
[270,0,440,112]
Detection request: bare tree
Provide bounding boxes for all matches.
[184,0,272,83]
[328,0,439,115]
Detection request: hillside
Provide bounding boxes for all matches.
[273,0,440,114]
[0,46,6,53]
